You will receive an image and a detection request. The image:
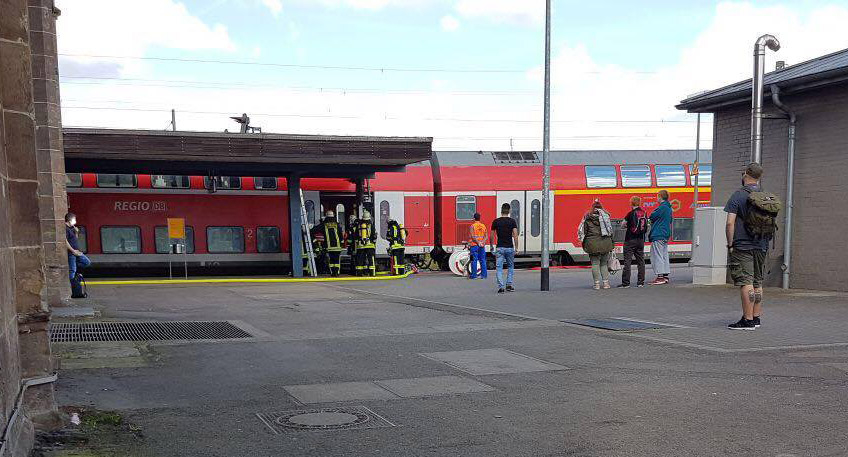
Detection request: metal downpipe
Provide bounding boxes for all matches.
[770,84,796,289]
[751,34,780,163]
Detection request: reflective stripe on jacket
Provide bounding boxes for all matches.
[469,221,488,246]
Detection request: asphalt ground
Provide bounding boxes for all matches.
[53,266,848,456]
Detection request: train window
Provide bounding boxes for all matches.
[379,200,390,240]
[672,218,694,241]
[151,175,190,189]
[620,165,651,187]
[96,174,137,188]
[456,195,476,221]
[77,226,87,253]
[257,227,281,253]
[206,227,245,253]
[254,177,278,190]
[693,164,712,186]
[203,176,242,190]
[585,166,617,188]
[530,199,541,237]
[66,173,82,188]
[100,226,141,253]
[510,199,521,233]
[336,204,346,225]
[656,165,686,186]
[304,200,316,227]
[154,226,195,254]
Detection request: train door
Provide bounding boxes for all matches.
[496,191,524,250]
[524,191,542,253]
[374,192,405,255]
[302,191,321,229]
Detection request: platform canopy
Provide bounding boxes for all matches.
[63,128,433,178]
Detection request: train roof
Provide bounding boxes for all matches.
[431,149,712,166]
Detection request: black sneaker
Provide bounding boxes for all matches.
[497,288,505,294]
[727,318,756,330]
[506,285,515,292]
[617,284,630,288]
[752,316,761,328]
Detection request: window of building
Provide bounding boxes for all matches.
[656,165,686,186]
[585,166,617,188]
[151,175,190,189]
[100,226,141,253]
[379,200,390,240]
[336,204,346,225]
[206,227,245,253]
[66,173,83,188]
[257,227,281,253]
[96,174,137,188]
[456,195,476,221]
[203,176,242,190]
[693,164,712,186]
[154,226,195,254]
[672,218,694,241]
[530,199,541,237]
[254,177,278,190]
[510,199,521,234]
[620,165,652,187]
[77,226,87,253]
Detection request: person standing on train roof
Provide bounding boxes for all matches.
[648,189,674,285]
[468,213,488,280]
[356,211,377,277]
[316,210,344,277]
[491,203,519,294]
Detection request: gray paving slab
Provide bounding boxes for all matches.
[51,306,98,318]
[283,381,398,404]
[420,348,568,375]
[375,375,495,398]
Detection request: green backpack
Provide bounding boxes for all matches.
[744,189,782,239]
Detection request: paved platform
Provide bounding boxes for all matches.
[53,266,848,456]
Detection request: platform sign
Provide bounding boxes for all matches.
[167,218,186,239]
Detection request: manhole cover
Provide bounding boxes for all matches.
[49,321,252,342]
[564,318,678,331]
[257,406,395,434]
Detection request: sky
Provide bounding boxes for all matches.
[55,0,848,151]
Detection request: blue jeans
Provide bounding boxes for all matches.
[468,245,487,279]
[68,252,91,280]
[495,247,515,289]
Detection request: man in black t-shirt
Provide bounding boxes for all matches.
[725,163,770,330]
[490,203,519,294]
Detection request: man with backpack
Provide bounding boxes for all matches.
[725,162,781,330]
[619,196,648,288]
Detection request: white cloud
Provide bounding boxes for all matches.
[454,0,544,26]
[440,14,460,32]
[57,0,236,76]
[261,0,283,17]
[251,46,262,58]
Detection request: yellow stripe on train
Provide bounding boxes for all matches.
[554,187,711,196]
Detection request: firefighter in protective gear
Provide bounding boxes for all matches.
[386,219,407,276]
[356,211,377,276]
[320,210,344,276]
[347,214,359,276]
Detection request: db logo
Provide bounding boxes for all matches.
[670,199,681,211]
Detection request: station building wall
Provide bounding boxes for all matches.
[710,82,848,291]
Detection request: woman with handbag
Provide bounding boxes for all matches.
[577,201,615,290]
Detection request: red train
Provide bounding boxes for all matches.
[66,149,711,272]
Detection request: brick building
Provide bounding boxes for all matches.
[678,48,848,291]
[1,0,65,454]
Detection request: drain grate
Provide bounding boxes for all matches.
[257,406,395,434]
[49,321,252,343]
[565,318,677,331]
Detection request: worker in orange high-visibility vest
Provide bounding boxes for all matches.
[468,213,489,279]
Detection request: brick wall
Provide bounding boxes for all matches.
[711,83,848,291]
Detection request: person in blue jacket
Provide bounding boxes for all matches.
[648,190,673,285]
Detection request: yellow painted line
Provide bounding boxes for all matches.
[86,271,413,286]
[554,187,711,196]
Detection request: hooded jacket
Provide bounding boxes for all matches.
[649,200,673,242]
[579,209,614,256]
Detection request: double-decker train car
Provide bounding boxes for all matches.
[66,149,710,272]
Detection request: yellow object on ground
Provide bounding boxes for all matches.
[86,271,413,286]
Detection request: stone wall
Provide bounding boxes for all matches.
[0,0,61,454]
[711,83,848,290]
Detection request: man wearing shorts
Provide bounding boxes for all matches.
[725,163,769,330]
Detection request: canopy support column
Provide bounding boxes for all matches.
[289,174,304,278]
